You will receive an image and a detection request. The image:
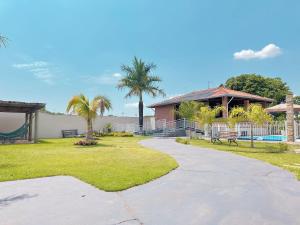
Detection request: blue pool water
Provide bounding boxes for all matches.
[238,135,287,142]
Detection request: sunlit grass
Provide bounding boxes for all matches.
[0,137,178,191]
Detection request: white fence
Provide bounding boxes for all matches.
[155,119,203,132]
[154,119,300,141]
[211,122,287,141]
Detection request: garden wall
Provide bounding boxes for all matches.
[0,112,155,138]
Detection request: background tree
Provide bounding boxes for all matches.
[229,104,272,148]
[0,35,8,47]
[67,94,112,140]
[225,74,290,104]
[118,57,165,132]
[294,96,300,105]
[175,101,203,138]
[196,105,224,142]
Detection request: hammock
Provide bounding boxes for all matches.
[0,123,29,140]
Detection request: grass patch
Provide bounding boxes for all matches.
[177,138,300,180]
[0,137,178,191]
[175,137,190,145]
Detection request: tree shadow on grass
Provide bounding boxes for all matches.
[74,143,114,149]
[0,163,16,169]
[0,194,38,208]
[211,142,285,153]
[37,140,53,144]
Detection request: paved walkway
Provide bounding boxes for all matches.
[1,138,300,225]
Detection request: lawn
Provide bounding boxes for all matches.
[177,138,300,180]
[0,137,178,191]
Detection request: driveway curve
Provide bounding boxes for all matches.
[134,138,300,225]
[1,138,300,225]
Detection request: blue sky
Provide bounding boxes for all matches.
[0,0,299,116]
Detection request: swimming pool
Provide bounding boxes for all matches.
[238,135,287,142]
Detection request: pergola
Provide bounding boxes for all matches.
[0,100,45,143]
[266,103,300,113]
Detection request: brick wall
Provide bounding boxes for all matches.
[154,105,175,122]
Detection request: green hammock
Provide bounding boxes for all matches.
[0,123,29,141]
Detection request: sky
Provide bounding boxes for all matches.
[0,0,300,116]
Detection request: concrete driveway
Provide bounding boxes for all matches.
[1,138,300,225]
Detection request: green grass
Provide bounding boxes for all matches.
[177,138,300,180]
[0,137,178,191]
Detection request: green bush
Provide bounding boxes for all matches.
[74,140,98,146]
[176,137,190,145]
[278,143,289,152]
[99,131,134,137]
[104,123,113,133]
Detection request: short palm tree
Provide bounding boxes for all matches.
[0,35,8,47]
[118,57,165,132]
[229,104,272,148]
[66,94,112,140]
[196,105,224,142]
[175,101,203,138]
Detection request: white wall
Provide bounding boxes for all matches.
[0,112,155,138]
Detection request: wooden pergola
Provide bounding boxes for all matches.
[266,103,300,113]
[0,100,45,143]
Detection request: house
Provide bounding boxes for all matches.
[148,86,273,122]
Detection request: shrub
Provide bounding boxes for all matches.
[74,140,98,146]
[104,123,113,133]
[112,132,134,137]
[98,131,134,137]
[278,143,289,152]
[176,137,190,145]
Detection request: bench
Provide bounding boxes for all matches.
[62,129,78,138]
[212,131,238,145]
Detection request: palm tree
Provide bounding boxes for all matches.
[118,57,165,132]
[229,104,272,148]
[66,94,112,140]
[175,101,203,138]
[196,105,224,142]
[0,35,8,47]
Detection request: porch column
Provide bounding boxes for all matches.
[261,102,267,108]
[25,113,29,140]
[244,99,250,110]
[286,92,295,142]
[34,110,39,143]
[222,96,228,118]
[28,113,33,141]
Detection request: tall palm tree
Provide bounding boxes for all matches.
[67,94,112,140]
[118,57,165,132]
[0,35,8,47]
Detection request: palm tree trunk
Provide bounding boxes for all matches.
[86,118,93,140]
[139,94,143,133]
[250,123,254,148]
[210,124,213,142]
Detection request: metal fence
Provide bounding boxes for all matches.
[211,122,287,141]
[155,119,203,132]
[153,119,300,141]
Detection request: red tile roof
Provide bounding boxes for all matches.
[148,86,273,108]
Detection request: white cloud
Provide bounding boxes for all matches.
[124,102,139,108]
[167,93,183,99]
[112,73,122,78]
[83,72,122,85]
[234,43,281,60]
[12,61,49,69]
[12,61,55,84]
